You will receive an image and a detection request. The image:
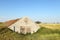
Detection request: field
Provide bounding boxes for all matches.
[0,23,60,40]
[39,24,60,29]
[0,22,6,29]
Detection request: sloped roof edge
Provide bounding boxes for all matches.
[4,18,20,27]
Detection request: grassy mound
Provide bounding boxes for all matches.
[0,27,60,40]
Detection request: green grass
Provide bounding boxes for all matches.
[0,27,60,40]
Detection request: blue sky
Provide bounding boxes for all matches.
[0,0,60,23]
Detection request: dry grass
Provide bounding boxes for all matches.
[39,23,60,30]
[0,22,6,29]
